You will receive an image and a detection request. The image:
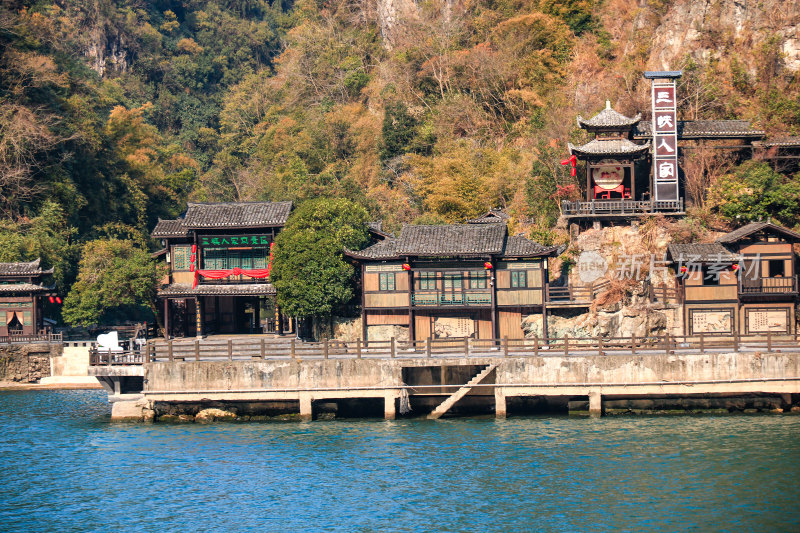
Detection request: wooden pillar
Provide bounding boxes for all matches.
[253,297,260,334]
[490,259,498,341]
[195,297,203,338]
[163,299,169,339]
[407,258,415,341]
[542,259,550,344]
[628,162,635,200]
[277,306,284,335]
[31,294,38,335]
[214,296,220,335]
[360,263,367,341]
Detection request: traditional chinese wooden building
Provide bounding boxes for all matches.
[152,201,292,337]
[345,224,559,342]
[667,222,799,336]
[567,101,652,212]
[563,71,766,221]
[0,259,53,337]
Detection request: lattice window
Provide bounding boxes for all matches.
[510,271,527,288]
[172,245,192,271]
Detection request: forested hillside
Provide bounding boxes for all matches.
[1,0,799,323]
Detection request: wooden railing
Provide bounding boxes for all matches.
[411,291,492,306]
[0,332,62,344]
[740,277,797,295]
[562,198,684,216]
[547,280,611,303]
[648,284,682,303]
[89,332,800,365]
[89,348,149,366]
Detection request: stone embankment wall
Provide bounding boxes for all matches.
[105,352,800,420]
[0,343,61,383]
[144,352,800,396]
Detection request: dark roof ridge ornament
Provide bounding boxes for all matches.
[643,71,683,79]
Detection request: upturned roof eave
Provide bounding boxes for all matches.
[568,142,650,159]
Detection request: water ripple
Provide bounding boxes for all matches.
[1,391,799,532]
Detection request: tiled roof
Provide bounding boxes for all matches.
[151,219,188,238]
[569,138,650,158]
[158,283,277,297]
[577,101,641,130]
[0,259,53,276]
[634,120,765,139]
[397,224,506,256]
[344,239,399,260]
[503,236,559,257]
[666,243,740,263]
[753,136,800,148]
[347,225,558,259]
[467,209,511,224]
[716,222,800,244]
[183,201,293,229]
[0,283,51,293]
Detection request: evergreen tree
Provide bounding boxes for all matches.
[271,199,370,319]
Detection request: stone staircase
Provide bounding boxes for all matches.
[427,364,497,420]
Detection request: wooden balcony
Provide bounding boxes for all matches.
[739,276,798,297]
[562,198,684,218]
[197,274,269,285]
[411,291,492,307]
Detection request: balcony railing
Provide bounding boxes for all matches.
[197,274,270,285]
[0,331,62,344]
[562,198,684,217]
[739,276,797,295]
[411,291,492,306]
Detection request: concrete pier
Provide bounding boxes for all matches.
[299,393,312,421]
[588,391,602,416]
[90,351,800,421]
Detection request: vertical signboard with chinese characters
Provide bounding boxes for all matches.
[650,74,680,202]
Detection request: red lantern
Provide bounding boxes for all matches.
[679,266,688,273]
[49,296,55,304]
[189,264,195,272]
[402,263,411,271]
[562,154,578,177]
[731,264,739,271]
[484,262,493,270]
[55,297,62,304]
[191,244,197,253]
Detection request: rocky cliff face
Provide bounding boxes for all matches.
[524,300,681,340]
[645,0,800,73]
[530,220,683,340]
[377,0,419,49]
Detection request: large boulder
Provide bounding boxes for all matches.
[195,408,237,422]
